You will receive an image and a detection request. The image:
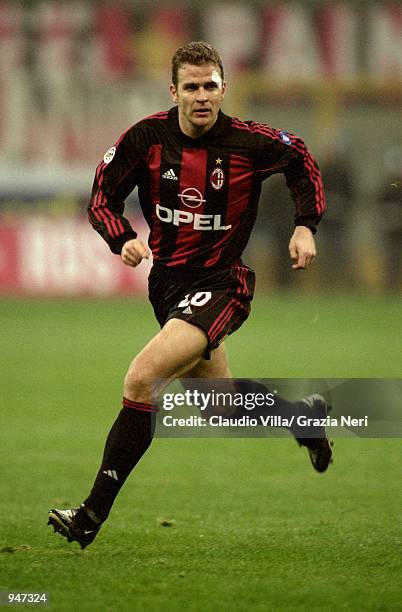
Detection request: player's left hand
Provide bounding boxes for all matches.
[288,226,316,270]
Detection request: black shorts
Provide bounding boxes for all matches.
[148,261,255,357]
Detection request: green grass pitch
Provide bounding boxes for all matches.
[1,295,401,611]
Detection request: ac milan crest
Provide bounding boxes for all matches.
[210,167,225,190]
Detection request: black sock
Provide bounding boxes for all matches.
[80,399,156,524]
[232,379,304,422]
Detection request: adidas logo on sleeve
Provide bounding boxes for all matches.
[162,168,178,180]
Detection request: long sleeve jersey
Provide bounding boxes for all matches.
[88,106,326,269]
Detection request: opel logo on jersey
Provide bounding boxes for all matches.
[210,167,225,191]
[178,187,206,209]
[156,204,231,231]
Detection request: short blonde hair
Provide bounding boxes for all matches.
[171,41,224,87]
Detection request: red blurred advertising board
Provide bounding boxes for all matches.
[0,216,150,296]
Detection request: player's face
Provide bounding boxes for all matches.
[170,63,226,139]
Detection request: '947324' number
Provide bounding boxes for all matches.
[6,592,48,605]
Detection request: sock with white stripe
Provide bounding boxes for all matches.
[82,399,156,523]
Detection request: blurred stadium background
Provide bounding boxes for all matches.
[0,0,401,297]
[2,3,402,610]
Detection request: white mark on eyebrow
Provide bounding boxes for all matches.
[211,70,222,88]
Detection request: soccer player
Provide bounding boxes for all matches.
[48,42,331,549]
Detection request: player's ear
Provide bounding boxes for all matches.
[170,83,178,104]
[221,80,227,98]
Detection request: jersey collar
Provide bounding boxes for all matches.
[167,106,231,144]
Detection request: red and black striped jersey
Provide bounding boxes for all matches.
[88,106,326,270]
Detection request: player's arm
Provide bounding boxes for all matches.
[284,139,325,270]
[257,129,325,269]
[88,126,146,259]
[279,135,326,233]
[285,140,325,242]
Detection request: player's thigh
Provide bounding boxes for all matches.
[183,342,232,379]
[180,343,238,416]
[126,318,208,386]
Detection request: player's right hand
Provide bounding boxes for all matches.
[121,238,150,267]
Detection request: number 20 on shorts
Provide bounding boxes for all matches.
[178,292,212,308]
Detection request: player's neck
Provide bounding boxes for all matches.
[178,113,219,139]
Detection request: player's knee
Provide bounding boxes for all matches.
[123,361,154,400]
